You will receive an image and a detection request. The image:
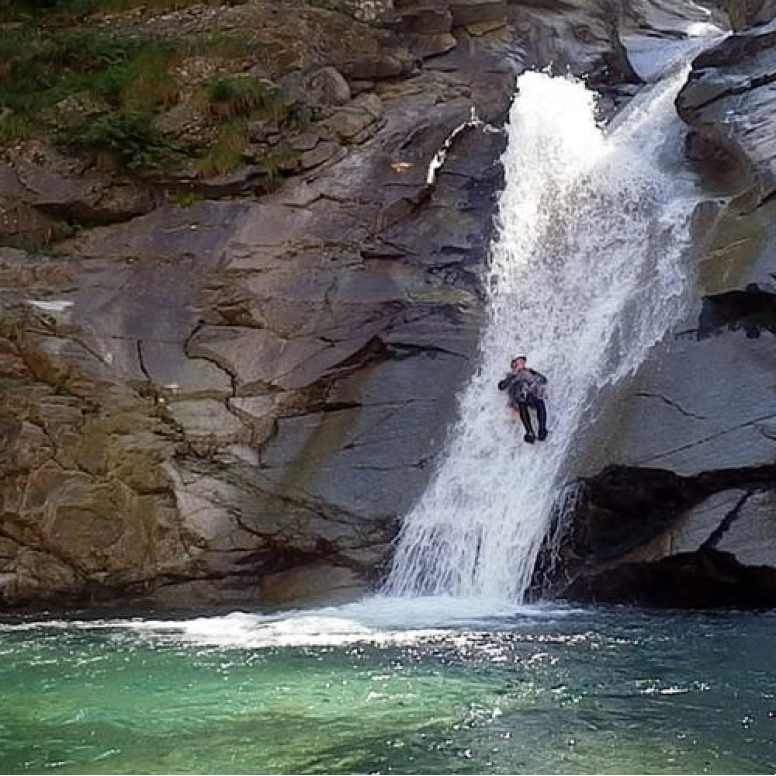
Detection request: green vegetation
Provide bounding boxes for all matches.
[194,77,309,177]
[0,9,307,179]
[0,26,196,168]
[0,29,176,133]
[0,114,32,143]
[0,377,40,394]
[4,0,222,23]
[172,191,199,208]
[196,119,249,177]
[0,236,61,256]
[61,110,183,170]
[195,120,302,180]
[207,76,288,122]
[258,146,301,182]
[195,76,305,176]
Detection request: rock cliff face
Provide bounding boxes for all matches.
[535,9,776,608]
[4,0,772,612]
[719,0,776,27]
[0,0,636,610]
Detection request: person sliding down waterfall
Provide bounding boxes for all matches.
[498,356,548,444]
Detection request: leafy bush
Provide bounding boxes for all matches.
[61,110,182,170]
[207,76,288,122]
[196,120,249,177]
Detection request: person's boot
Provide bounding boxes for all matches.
[524,432,536,444]
[537,427,548,441]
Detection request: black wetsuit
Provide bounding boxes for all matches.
[498,369,548,441]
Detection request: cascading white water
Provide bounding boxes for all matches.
[384,58,710,602]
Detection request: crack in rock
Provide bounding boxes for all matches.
[633,391,707,420]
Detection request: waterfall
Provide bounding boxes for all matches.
[384,58,709,602]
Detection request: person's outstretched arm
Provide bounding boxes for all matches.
[498,374,513,391]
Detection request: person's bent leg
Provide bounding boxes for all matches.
[535,398,548,440]
[517,402,536,443]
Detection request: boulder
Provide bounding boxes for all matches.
[306,66,353,106]
[0,143,156,226]
[676,20,776,206]
[450,0,507,27]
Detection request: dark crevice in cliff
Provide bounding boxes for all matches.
[428,262,481,296]
[225,545,325,577]
[362,237,419,259]
[131,568,264,591]
[199,537,374,579]
[285,191,354,210]
[759,423,776,442]
[352,456,430,472]
[436,169,491,182]
[311,401,362,413]
[532,463,776,602]
[339,397,425,412]
[633,391,707,420]
[702,489,752,548]
[694,464,776,494]
[0,527,28,550]
[183,320,238,397]
[136,340,151,385]
[562,548,776,608]
[755,186,776,209]
[34,199,157,231]
[387,341,468,359]
[321,275,340,321]
[697,284,776,339]
[75,331,188,346]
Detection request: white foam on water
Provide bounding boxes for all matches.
[622,27,726,82]
[0,597,581,648]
